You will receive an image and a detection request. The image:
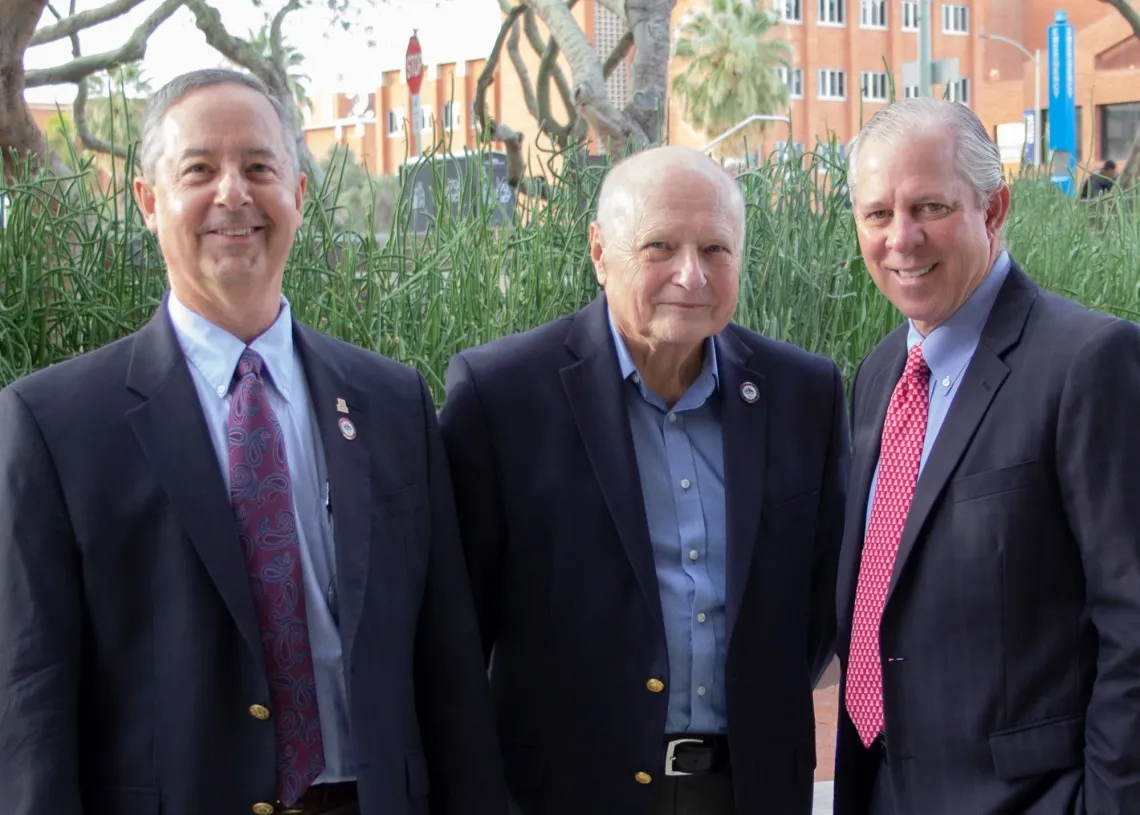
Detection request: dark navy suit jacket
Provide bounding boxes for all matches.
[0,304,507,815]
[833,263,1140,815]
[438,295,849,815]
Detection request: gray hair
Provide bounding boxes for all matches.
[847,97,1004,209]
[138,68,299,179]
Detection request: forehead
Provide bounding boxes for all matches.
[855,130,964,203]
[157,83,287,157]
[631,168,740,232]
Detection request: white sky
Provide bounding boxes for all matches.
[24,0,504,104]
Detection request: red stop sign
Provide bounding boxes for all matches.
[406,33,424,95]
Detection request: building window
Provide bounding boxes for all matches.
[861,71,890,102]
[416,106,432,133]
[946,77,970,104]
[387,108,404,137]
[861,0,886,28]
[442,100,459,131]
[903,85,920,98]
[773,139,805,164]
[818,0,845,25]
[775,0,803,22]
[818,69,847,100]
[942,4,968,34]
[775,66,804,98]
[1100,102,1140,162]
[901,0,918,31]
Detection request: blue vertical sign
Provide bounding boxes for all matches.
[1047,10,1076,194]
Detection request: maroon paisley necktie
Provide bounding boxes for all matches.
[227,348,325,806]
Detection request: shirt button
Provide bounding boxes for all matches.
[216,385,226,396]
[680,478,691,490]
[697,612,707,623]
[632,373,641,384]
[667,413,677,423]
[689,549,699,561]
[942,377,951,388]
[697,685,707,697]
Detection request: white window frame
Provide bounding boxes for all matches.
[818,69,847,100]
[942,3,968,34]
[773,139,805,165]
[946,77,970,104]
[901,0,918,31]
[774,0,803,23]
[861,71,889,102]
[903,85,920,98]
[860,0,887,29]
[442,100,460,132]
[417,106,433,133]
[775,66,805,98]
[387,108,404,137]
[817,0,845,26]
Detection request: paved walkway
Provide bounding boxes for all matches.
[811,658,840,815]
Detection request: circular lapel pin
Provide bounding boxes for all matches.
[338,417,357,440]
[740,382,759,403]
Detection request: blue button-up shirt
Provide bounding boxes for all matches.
[866,250,1011,525]
[168,293,355,782]
[608,311,729,734]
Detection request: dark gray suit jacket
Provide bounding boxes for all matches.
[0,303,507,815]
[439,295,849,815]
[833,262,1140,814]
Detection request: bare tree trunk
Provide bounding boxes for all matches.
[623,0,675,144]
[1,0,50,180]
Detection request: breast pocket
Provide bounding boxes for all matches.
[948,460,1042,503]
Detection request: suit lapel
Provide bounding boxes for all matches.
[125,303,263,664]
[836,340,905,645]
[560,298,662,629]
[716,330,767,645]
[883,264,1039,606]
[293,324,372,668]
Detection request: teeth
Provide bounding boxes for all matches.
[216,228,254,236]
[896,265,933,279]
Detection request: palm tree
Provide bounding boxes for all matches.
[671,0,794,161]
[247,23,313,121]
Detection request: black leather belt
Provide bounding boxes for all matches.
[280,781,358,814]
[664,735,730,776]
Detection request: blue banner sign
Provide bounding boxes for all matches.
[1047,10,1076,193]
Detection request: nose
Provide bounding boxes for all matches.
[674,246,707,290]
[885,212,923,254]
[214,165,251,209]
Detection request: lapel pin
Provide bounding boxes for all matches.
[740,382,759,403]
[336,397,349,414]
[338,417,357,440]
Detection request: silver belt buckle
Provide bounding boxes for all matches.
[665,737,703,776]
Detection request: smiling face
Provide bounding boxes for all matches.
[853,127,1009,336]
[133,82,305,332]
[590,160,743,356]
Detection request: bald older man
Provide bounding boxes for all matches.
[438,146,850,815]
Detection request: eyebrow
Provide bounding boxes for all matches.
[176,147,281,163]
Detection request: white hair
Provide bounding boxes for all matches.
[847,97,1004,209]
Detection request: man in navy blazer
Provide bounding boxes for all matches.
[438,146,849,815]
[0,69,505,815]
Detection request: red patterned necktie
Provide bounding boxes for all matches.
[846,342,931,748]
[228,348,325,805]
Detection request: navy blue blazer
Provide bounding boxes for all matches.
[438,295,850,815]
[0,304,507,815]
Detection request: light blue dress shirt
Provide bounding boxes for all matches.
[865,250,1012,526]
[167,293,354,783]
[608,311,729,735]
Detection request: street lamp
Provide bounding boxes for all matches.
[979,31,1043,169]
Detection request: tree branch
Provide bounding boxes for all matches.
[532,9,573,145]
[24,0,184,87]
[603,30,634,79]
[62,5,131,159]
[1100,0,1140,40]
[30,0,151,47]
[521,2,575,129]
[475,2,528,140]
[184,0,275,79]
[269,0,302,68]
[506,16,540,119]
[596,0,626,17]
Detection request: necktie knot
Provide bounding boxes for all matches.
[904,342,931,386]
[235,348,265,382]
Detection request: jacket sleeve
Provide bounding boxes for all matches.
[0,386,85,814]
[808,361,851,687]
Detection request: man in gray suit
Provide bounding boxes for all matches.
[833,97,1140,814]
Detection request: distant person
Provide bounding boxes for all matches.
[439,145,849,815]
[0,68,506,815]
[1079,159,1118,199]
[833,97,1140,814]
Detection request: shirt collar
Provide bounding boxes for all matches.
[907,249,1011,382]
[605,306,720,405]
[166,292,296,402]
